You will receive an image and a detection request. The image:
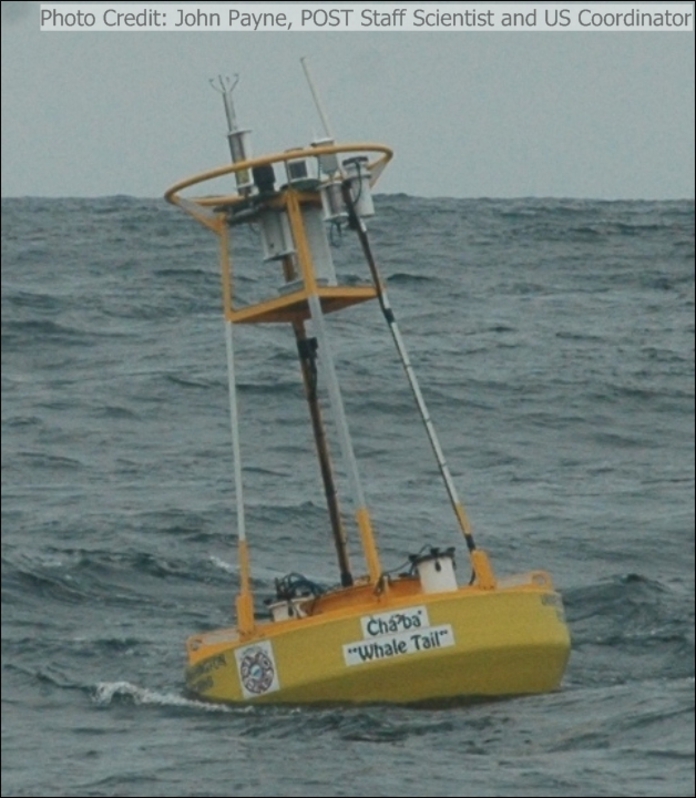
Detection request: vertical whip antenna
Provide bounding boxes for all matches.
[300,57,334,141]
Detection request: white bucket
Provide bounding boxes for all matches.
[414,549,458,594]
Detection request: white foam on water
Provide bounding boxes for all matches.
[92,680,249,713]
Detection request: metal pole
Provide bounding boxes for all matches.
[306,293,382,582]
[342,183,480,554]
[223,316,255,630]
[284,190,382,582]
[218,223,255,629]
[281,256,353,587]
[224,319,246,545]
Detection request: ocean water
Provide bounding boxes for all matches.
[1,194,694,798]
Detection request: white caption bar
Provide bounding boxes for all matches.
[40,4,694,32]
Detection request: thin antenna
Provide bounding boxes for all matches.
[300,57,333,140]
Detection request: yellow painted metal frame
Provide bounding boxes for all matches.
[165,144,392,326]
[165,142,392,220]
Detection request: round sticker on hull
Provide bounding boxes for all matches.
[234,641,280,699]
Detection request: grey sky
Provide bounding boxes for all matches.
[1,2,694,199]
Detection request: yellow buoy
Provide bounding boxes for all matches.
[165,66,570,705]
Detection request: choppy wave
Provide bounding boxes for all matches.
[2,195,693,798]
